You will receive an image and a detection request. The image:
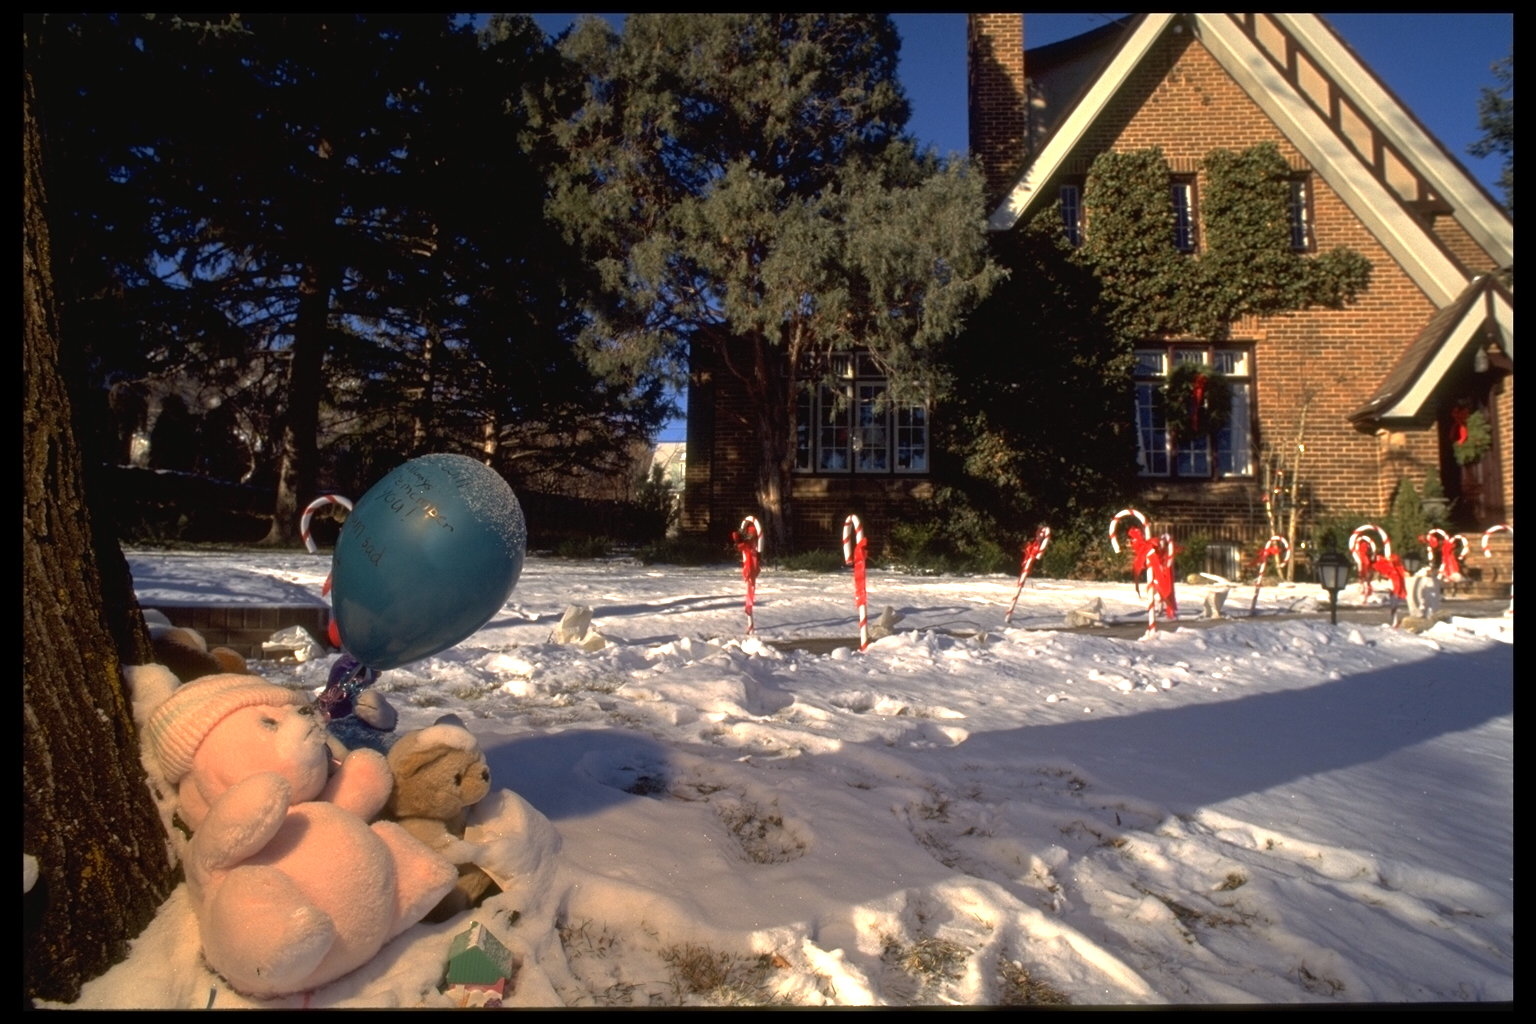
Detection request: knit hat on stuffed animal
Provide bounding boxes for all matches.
[142,673,308,784]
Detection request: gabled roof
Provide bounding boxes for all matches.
[1349,273,1515,425]
[988,13,1513,310]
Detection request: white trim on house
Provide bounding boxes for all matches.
[1377,285,1515,421]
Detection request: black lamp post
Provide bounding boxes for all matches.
[1315,547,1351,626]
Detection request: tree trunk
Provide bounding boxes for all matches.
[261,260,333,545]
[24,53,174,1006]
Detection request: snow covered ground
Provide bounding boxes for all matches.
[54,548,1512,1008]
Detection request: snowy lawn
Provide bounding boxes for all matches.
[55,550,1512,1007]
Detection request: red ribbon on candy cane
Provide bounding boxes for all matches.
[733,516,763,633]
[843,514,869,651]
[1005,525,1051,625]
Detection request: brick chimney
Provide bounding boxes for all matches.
[967,13,1026,206]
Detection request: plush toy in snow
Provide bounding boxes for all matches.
[383,716,503,922]
[144,609,246,682]
[139,673,458,998]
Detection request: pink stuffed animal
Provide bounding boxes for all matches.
[140,673,458,998]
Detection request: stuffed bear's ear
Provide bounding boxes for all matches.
[126,662,182,732]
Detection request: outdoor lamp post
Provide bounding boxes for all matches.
[1315,548,1350,626]
[1400,550,1425,577]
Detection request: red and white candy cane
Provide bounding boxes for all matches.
[300,494,353,646]
[1146,531,1178,631]
[1249,535,1291,616]
[1421,529,1467,583]
[1108,508,1148,554]
[842,514,869,651]
[1005,525,1051,625]
[1348,524,1392,597]
[1482,524,1513,614]
[733,516,764,633]
[301,494,354,555]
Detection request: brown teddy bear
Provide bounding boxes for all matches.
[145,610,247,682]
[383,715,502,922]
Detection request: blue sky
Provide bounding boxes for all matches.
[532,14,1512,441]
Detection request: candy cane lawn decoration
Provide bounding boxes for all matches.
[1249,535,1291,616]
[732,516,764,633]
[1481,524,1513,614]
[1349,524,1407,623]
[1421,529,1467,586]
[1108,509,1177,631]
[843,514,869,651]
[300,494,354,647]
[1005,525,1052,625]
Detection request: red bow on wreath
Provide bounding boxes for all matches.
[1451,406,1470,446]
[1190,374,1207,434]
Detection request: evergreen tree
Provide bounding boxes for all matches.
[1469,53,1513,213]
[548,13,1002,550]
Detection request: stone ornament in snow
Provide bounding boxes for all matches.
[138,672,458,998]
[549,603,606,651]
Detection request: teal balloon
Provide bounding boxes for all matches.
[331,454,526,671]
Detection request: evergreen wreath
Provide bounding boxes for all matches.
[1159,362,1232,444]
[1450,405,1493,465]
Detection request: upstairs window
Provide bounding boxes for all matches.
[1135,344,1254,479]
[1288,175,1314,251]
[796,353,928,475]
[1170,176,1198,252]
[1059,181,1084,247]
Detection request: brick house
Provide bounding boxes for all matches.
[966,13,1511,576]
[684,13,1512,573]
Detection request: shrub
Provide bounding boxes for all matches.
[775,549,848,573]
[636,536,730,566]
[554,535,614,560]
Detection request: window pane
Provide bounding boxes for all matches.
[1176,437,1211,476]
[896,405,927,472]
[1218,381,1253,476]
[1060,184,1082,247]
[1136,381,1169,475]
[817,385,849,471]
[1211,348,1248,376]
[1288,178,1311,250]
[1135,349,1167,377]
[854,382,888,472]
[1171,180,1196,252]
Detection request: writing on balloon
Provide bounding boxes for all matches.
[347,514,386,567]
[381,471,457,534]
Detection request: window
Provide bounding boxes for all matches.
[796,353,928,475]
[1059,181,1084,247]
[1170,176,1198,252]
[1287,175,1313,251]
[1134,344,1254,479]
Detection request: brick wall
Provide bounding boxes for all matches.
[968,14,1027,204]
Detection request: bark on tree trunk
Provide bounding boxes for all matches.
[262,261,332,545]
[24,54,175,1006]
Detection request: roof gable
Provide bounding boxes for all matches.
[1351,274,1514,425]
[988,13,1512,309]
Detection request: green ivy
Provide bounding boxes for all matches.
[1073,143,1372,342]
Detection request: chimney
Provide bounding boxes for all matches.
[967,13,1026,206]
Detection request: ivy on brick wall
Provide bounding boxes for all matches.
[1075,143,1372,342]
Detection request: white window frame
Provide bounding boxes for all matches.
[796,353,928,476]
[1171,176,1198,253]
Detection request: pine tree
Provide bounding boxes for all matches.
[548,14,1003,551]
